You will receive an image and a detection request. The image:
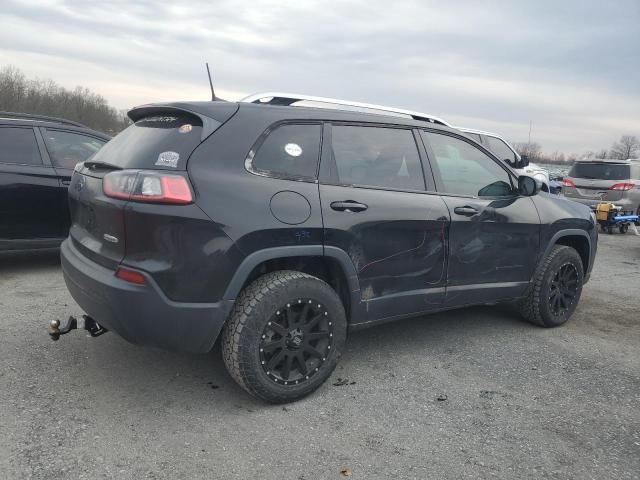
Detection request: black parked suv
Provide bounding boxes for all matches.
[60,94,597,402]
[0,112,109,252]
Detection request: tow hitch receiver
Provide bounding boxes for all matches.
[48,315,108,341]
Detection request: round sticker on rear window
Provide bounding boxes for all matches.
[156,151,180,168]
[179,124,192,134]
[284,143,303,157]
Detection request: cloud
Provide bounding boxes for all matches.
[0,0,638,152]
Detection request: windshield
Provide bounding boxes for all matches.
[569,162,630,180]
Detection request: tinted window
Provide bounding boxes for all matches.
[0,127,42,165]
[251,124,321,179]
[331,126,424,190]
[569,162,630,180]
[422,131,514,197]
[484,135,517,163]
[44,130,106,169]
[90,113,203,170]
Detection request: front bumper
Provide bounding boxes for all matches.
[61,239,233,353]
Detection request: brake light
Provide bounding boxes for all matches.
[562,179,576,188]
[609,182,635,191]
[115,267,146,285]
[103,170,192,204]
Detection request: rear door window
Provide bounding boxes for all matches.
[43,129,106,169]
[0,127,42,165]
[329,125,425,191]
[569,163,631,180]
[88,113,203,170]
[249,124,322,180]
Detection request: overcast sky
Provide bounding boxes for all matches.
[1,0,639,152]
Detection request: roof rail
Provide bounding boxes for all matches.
[0,111,89,128]
[240,92,451,127]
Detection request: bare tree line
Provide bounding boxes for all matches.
[514,135,640,165]
[0,65,130,134]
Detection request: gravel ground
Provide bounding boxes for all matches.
[1,233,639,480]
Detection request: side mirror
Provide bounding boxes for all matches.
[518,175,540,196]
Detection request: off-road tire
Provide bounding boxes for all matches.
[518,245,584,327]
[221,270,347,403]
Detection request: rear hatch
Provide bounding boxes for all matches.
[67,102,238,269]
[564,162,631,202]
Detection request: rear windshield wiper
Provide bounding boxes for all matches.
[83,160,122,171]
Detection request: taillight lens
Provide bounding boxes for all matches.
[103,170,192,204]
[562,179,576,188]
[115,267,147,285]
[609,182,635,191]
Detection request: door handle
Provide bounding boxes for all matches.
[61,179,71,186]
[454,206,479,216]
[330,201,368,213]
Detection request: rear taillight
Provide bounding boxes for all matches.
[562,179,576,188]
[609,182,635,191]
[115,267,147,285]
[103,170,192,204]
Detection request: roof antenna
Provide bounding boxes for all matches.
[206,62,216,101]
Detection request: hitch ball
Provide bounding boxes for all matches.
[50,319,61,329]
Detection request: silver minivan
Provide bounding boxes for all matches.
[563,159,640,214]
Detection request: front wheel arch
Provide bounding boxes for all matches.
[541,230,591,276]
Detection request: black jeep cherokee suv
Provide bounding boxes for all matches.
[61,98,597,403]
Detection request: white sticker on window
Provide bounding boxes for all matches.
[155,151,180,168]
[284,143,303,157]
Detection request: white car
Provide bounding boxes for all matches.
[457,127,550,191]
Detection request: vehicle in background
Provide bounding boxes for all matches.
[0,112,110,253]
[59,92,596,403]
[562,159,640,215]
[457,127,551,191]
[548,178,563,195]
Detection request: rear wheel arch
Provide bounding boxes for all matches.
[223,246,361,322]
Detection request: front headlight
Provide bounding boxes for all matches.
[590,211,597,224]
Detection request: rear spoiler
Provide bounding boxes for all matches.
[128,102,239,141]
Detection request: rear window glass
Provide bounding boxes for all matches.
[250,124,322,179]
[569,163,630,180]
[0,127,42,165]
[331,126,425,191]
[89,114,203,170]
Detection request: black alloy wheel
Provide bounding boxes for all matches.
[259,299,332,385]
[548,263,579,317]
[221,270,347,403]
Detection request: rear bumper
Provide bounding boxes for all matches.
[61,239,233,353]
